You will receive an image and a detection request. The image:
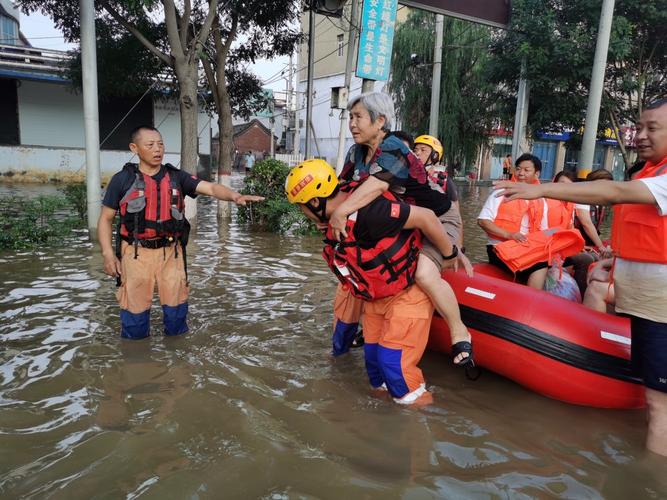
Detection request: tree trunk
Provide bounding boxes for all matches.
[218,82,235,176]
[176,67,200,175]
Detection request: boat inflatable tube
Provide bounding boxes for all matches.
[428,263,645,409]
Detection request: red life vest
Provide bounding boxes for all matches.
[427,168,449,192]
[119,163,186,241]
[322,184,422,301]
[546,198,575,230]
[611,157,667,263]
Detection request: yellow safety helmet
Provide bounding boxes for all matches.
[285,159,339,204]
[414,135,444,163]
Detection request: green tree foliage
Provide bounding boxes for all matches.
[488,0,667,165]
[0,195,84,250]
[236,159,312,234]
[389,10,496,169]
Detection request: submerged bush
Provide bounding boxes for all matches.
[236,159,313,234]
[61,183,87,220]
[0,193,85,250]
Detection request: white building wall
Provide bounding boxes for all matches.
[153,99,212,157]
[297,74,388,165]
[1,79,212,182]
[18,81,85,148]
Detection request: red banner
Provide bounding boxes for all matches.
[400,0,511,28]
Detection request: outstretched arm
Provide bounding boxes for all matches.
[195,181,264,205]
[329,176,389,240]
[494,179,657,206]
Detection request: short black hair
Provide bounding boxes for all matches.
[386,130,414,150]
[646,97,667,110]
[515,153,542,172]
[129,125,160,144]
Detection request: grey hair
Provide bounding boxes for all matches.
[347,92,395,132]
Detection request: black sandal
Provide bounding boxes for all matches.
[452,340,473,367]
[452,340,481,380]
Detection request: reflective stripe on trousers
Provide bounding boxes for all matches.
[362,285,433,398]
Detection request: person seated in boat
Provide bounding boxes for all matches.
[412,134,464,250]
[285,159,462,404]
[582,258,615,313]
[328,92,474,368]
[574,168,614,257]
[546,171,596,296]
[581,166,645,313]
[477,153,550,289]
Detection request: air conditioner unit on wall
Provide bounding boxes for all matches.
[330,87,348,110]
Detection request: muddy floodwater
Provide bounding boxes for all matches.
[1,178,665,499]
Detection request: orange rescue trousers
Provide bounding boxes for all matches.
[334,284,433,401]
[117,241,189,339]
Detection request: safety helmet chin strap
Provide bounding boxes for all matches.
[304,186,340,224]
[305,197,329,223]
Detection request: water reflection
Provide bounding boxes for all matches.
[0,178,665,498]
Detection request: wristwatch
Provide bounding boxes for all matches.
[442,245,458,261]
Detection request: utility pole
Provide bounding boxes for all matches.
[80,0,101,235]
[429,14,444,137]
[578,0,615,178]
[335,0,360,174]
[287,54,294,153]
[511,56,530,162]
[305,6,316,158]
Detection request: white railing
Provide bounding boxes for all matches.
[0,44,71,73]
[274,153,304,166]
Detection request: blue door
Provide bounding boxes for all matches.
[532,142,558,180]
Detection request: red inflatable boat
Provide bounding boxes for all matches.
[429,264,645,409]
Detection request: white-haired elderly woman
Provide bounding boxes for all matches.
[328,91,475,368]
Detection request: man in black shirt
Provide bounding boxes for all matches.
[286,159,460,405]
[98,125,263,339]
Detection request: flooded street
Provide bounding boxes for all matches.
[1,178,665,499]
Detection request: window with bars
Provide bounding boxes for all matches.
[0,15,18,45]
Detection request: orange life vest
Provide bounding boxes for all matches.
[494,228,585,273]
[611,157,667,263]
[492,197,545,241]
[546,198,575,230]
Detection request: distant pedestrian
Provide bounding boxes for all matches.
[245,151,255,173]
